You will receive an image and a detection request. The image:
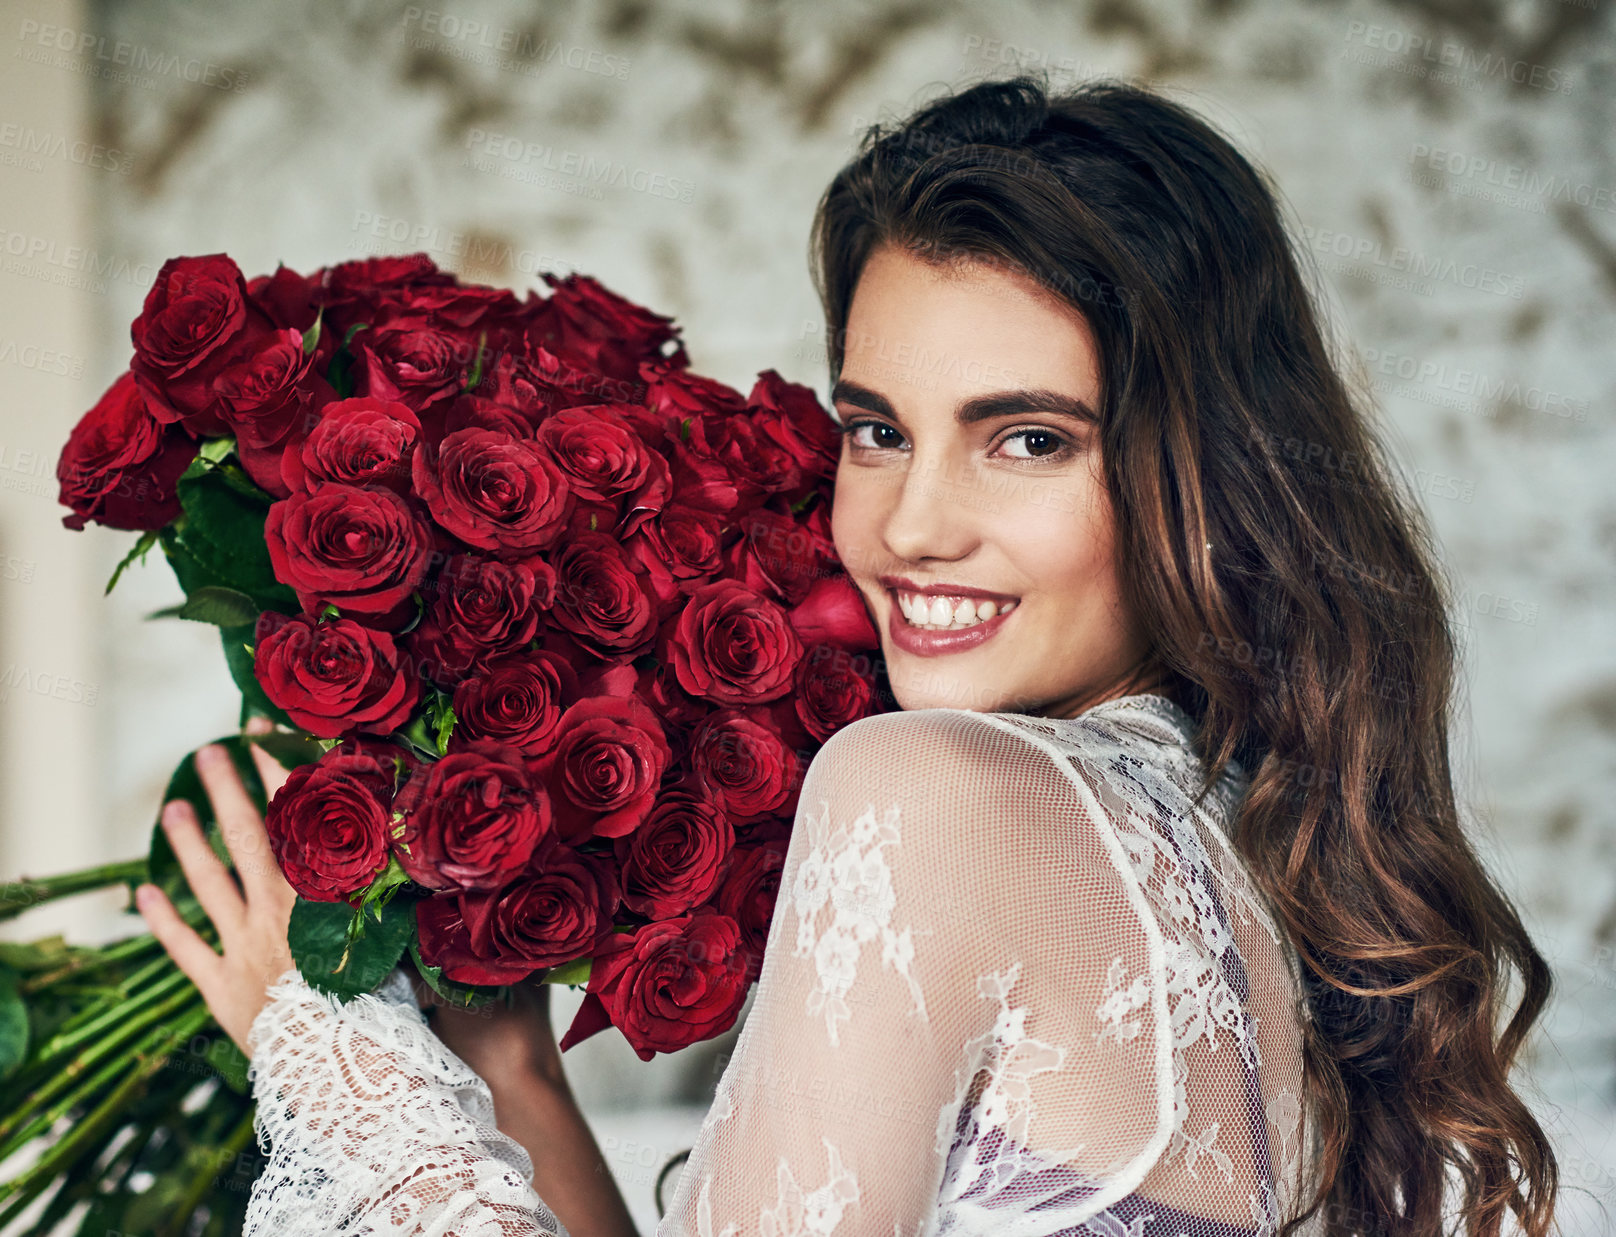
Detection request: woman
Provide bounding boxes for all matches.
[136,74,1559,1236]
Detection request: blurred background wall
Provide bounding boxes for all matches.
[0,0,1611,1230]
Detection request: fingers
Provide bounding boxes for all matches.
[243,728,294,803]
[194,743,288,907]
[135,880,224,993]
[160,797,247,941]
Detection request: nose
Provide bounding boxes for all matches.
[878,449,980,565]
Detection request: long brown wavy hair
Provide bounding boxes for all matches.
[807,73,1558,1237]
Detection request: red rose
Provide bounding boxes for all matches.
[690,707,801,824]
[558,910,751,1061]
[538,404,669,535]
[213,327,324,449]
[417,837,620,985]
[794,643,880,743]
[666,579,804,706]
[787,572,879,651]
[625,504,724,605]
[614,788,733,920]
[712,825,791,984]
[747,370,840,489]
[723,507,833,607]
[394,739,552,892]
[412,427,571,556]
[531,272,686,382]
[248,265,323,335]
[355,319,473,409]
[408,553,555,685]
[535,694,672,843]
[638,362,746,420]
[547,532,660,659]
[264,483,437,622]
[264,745,400,901]
[130,254,261,435]
[448,650,578,757]
[57,372,199,532]
[253,611,420,738]
[281,396,421,496]
[668,411,781,516]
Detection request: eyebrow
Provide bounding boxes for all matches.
[830,378,1098,427]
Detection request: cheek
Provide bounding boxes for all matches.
[829,461,877,576]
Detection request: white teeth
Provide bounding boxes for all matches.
[894,590,1018,631]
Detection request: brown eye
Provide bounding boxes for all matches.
[844,420,906,450]
[998,428,1067,459]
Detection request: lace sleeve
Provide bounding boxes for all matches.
[243,963,570,1236]
[654,704,1294,1236]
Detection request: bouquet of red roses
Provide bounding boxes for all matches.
[0,252,882,1231]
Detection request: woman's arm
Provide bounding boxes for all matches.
[428,985,641,1237]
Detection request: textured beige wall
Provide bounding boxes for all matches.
[1,0,1612,1229]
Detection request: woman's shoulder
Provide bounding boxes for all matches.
[813,695,1214,790]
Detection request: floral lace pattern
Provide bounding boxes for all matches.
[789,798,928,1046]
[239,694,1317,1237]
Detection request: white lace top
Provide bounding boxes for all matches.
[243,693,1319,1236]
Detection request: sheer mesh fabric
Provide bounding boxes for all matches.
[243,693,1319,1236]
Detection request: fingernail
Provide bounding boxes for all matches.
[134,884,153,909]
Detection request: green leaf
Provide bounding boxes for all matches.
[169,470,298,611]
[219,622,295,730]
[199,436,236,465]
[463,329,490,391]
[0,965,29,1079]
[288,895,416,1001]
[243,727,325,773]
[105,530,159,596]
[146,740,262,912]
[320,603,340,621]
[678,416,692,442]
[540,955,591,987]
[145,585,260,628]
[433,702,457,757]
[301,308,324,356]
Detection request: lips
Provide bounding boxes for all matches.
[883,586,1018,657]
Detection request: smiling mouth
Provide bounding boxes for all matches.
[891,588,1020,631]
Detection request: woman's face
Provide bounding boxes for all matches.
[828,242,1155,719]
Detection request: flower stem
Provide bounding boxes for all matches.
[0,859,148,922]
[0,977,202,1155]
[19,930,164,994]
[0,1002,213,1216]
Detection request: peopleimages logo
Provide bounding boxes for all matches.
[1409,144,1615,215]
[1341,20,1574,96]
[14,19,250,92]
[1301,226,1525,300]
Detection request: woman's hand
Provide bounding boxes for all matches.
[134,716,297,1056]
[426,976,569,1094]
